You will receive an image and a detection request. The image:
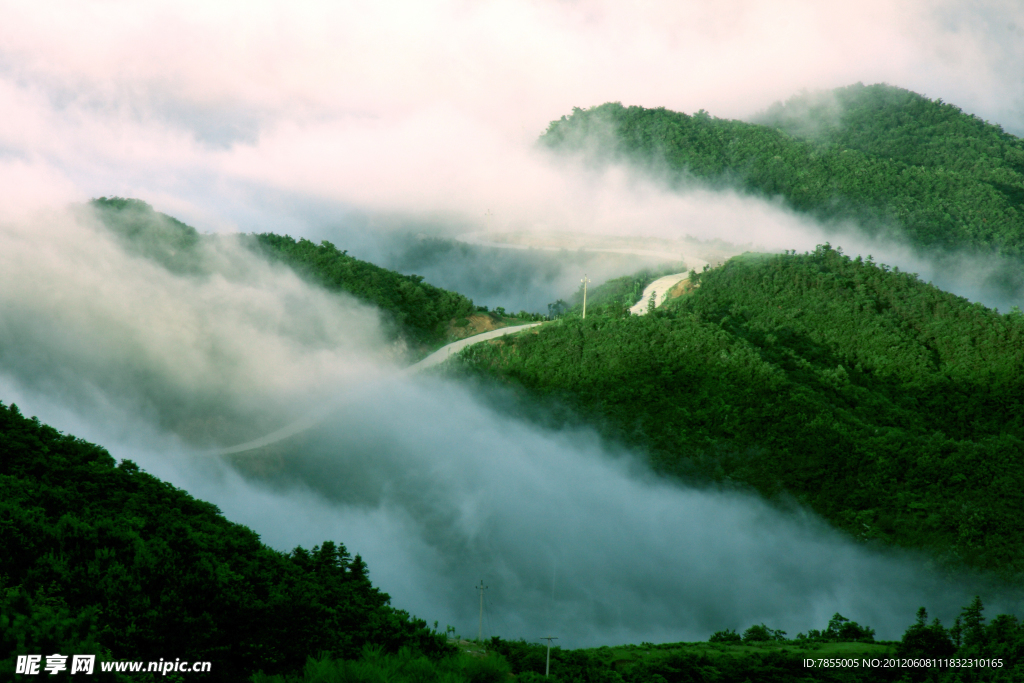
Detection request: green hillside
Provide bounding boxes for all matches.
[251,599,1024,683]
[252,233,476,349]
[0,401,450,679]
[486,600,1024,683]
[453,245,1024,575]
[89,198,476,350]
[541,84,1024,260]
[4,403,1020,681]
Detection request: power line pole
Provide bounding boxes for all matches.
[581,275,591,319]
[476,580,488,643]
[539,636,558,677]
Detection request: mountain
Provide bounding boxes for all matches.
[452,245,1024,576]
[540,84,1024,263]
[89,198,477,352]
[0,401,450,679]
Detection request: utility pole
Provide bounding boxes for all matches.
[581,275,591,319]
[539,636,558,677]
[476,580,488,643]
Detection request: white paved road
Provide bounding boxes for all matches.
[629,273,689,315]
[208,322,544,455]
[209,265,689,456]
[407,323,544,372]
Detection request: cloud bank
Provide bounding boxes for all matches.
[0,206,1009,648]
[1,0,1022,232]
[2,0,1023,649]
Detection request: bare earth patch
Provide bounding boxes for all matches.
[446,313,522,342]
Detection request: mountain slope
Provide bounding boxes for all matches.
[452,245,1024,575]
[89,198,476,351]
[252,233,476,349]
[0,401,449,679]
[541,84,1024,260]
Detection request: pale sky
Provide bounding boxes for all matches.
[1,0,1021,233]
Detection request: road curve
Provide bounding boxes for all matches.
[629,273,689,316]
[208,265,689,457]
[407,323,543,372]
[205,322,544,456]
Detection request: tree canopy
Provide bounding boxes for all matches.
[541,84,1024,264]
[0,401,450,680]
[454,246,1024,575]
[88,198,476,352]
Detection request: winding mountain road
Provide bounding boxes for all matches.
[628,273,689,315]
[407,323,544,372]
[209,248,691,456]
[208,323,543,456]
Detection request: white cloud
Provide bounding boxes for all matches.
[1,0,1021,646]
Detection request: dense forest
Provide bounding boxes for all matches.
[2,385,1020,683]
[0,401,451,680]
[9,198,1024,679]
[89,198,476,351]
[453,246,1024,576]
[486,600,1023,683]
[252,233,476,350]
[541,84,1024,265]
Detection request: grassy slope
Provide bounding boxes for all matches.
[453,246,1024,575]
[488,608,1024,683]
[541,84,1024,259]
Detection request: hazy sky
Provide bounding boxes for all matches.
[2,0,1023,649]
[1,0,1022,235]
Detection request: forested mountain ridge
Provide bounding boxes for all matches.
[541,84,1024,260]
[4,401,1023,681]
[89,198,476,350]
[252,233,476,350]
[453,245,1024,575]
[0,401,450,679]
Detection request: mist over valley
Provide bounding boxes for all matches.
[3,2,1024,680]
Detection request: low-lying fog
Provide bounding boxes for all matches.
[0,206,1013,648]
[3,0,1023,651]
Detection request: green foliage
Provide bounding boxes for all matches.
[742,624,787,642]
[0,402,452,680]
[797,614,875,643]
[481,602,1019,683]
[89,197,204,274]
[453,246,1024,574]
[541,84,1024,262]
[86,199,477,351]
[250,646,510,683]
[0,586,131,682]
[825,615,875,643]
[490,636,894,682]
[253,233,476,349]
[896,608,955,662]
[573,268,676,310]
[896,599,1024,681]
[708,629,741,643]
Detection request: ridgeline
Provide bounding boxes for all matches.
[542,84,1024,264]
[89,197,476,352]
[4,395,1023,681]
[453,245,1024,576]
[0,401,451,680]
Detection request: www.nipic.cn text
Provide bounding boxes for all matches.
[16,654,212,675]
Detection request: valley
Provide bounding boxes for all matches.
[4,78,1024,681]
